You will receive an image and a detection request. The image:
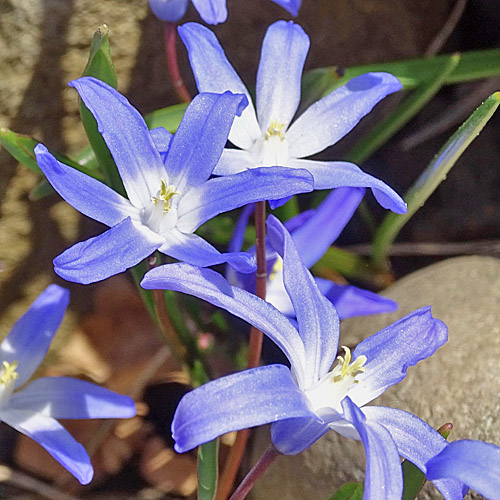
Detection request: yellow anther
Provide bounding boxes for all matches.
[0,361,18,385]
[265,120,287,141]
[269,257,283,281]
[333,346,366,383]
[151,179,180,212]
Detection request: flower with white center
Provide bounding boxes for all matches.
[178,20,407,212]
[149,0,301,25]
[0,285,136,484]
[142,216,465,500]
[227,187,397,319]
[35,77,313,284]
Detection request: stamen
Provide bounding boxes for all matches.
[333,346,366,383]
[265,120,287,141]
[269,257,283,281]
[0,361,18,385]
[151,179,180,212]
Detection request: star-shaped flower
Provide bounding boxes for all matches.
[149,0,301,24]
[179,20,407,213]
[226,187,397,319]
[35,77,313,284]
[142,216,464,499]
[0,285,135,484]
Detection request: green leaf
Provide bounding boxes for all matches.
[371,92,500,268]
[302,48,500,103]
[401,423,453,500]
[326,482,364,500]
[345,54,461,165]
[79,25,125,196]
[197,439,219,500]
[144,102,188,132]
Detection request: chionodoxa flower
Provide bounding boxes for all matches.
[142,216,465,499]
[0,285,135,484]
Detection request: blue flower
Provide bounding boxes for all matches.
[178,20,407,213]
[142,216,464,499]
[227,187,397,319]
[426,440,500,499]
[0,285,136,484]
[35,77,313,284]
[149,0,301,24]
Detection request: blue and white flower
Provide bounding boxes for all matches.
[35,77,313,284]
[0,285,136,484]
[179,20,406,213]
[142,216,464,500]
[149,0,301,24]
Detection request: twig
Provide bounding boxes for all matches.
[425,0,468,57]
[0,464,79,500]
[343,238,500,257]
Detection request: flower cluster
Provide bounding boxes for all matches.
[9,9,498,500]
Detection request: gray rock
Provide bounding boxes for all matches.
[252,256,500,500]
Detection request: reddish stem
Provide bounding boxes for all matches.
[228,445,279,500]
[164,22,191,103]
[216,201,267,500]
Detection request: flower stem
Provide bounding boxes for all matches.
[228,444,279,500]
[216,201,267,500]
[164,22,191,103]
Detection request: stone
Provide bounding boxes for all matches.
[252,256,500,499]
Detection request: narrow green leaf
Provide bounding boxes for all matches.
[79,25,125,196]
[0,127,103,185]
[346,54,461,165]
[302,48,500,102]
[198,439,219,500]
[372,92,500,268]
[144,102,188,132]
[326,482,364,500]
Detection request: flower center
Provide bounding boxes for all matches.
[250,119,290,167]
[151,179,180,213]
[0,360,18,408]
[305,347,367,413]
[143,179,180,234]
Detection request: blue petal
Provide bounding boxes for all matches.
[141,264,307,382]
[166,92,248,193]
[271,0,301,16]
[191,0,227,24]
[267,215,339,384]
[315,278,398,320]
[54,217,164,284]
[0,408,93,484]
[426,440,500,499]
[172,364,315,452]
[287,72,402,158]
[228,204,254,254]
[177,166,313,233]
[290,187,365,267]
[159,228,256,273]
[178,23,261,149]
[35,144,139,227]
[256,21,309,133]
[271,416,329,455]
[288,159,407,214]
[213,148,258,175]
[341,398,403,500]
[363,407,466,500]
[349,307,448,407]
[70,77,166,208]
[149,0,189,21]
[11,377,136,419]
[0,285,69,388]
[150,126,173,160]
